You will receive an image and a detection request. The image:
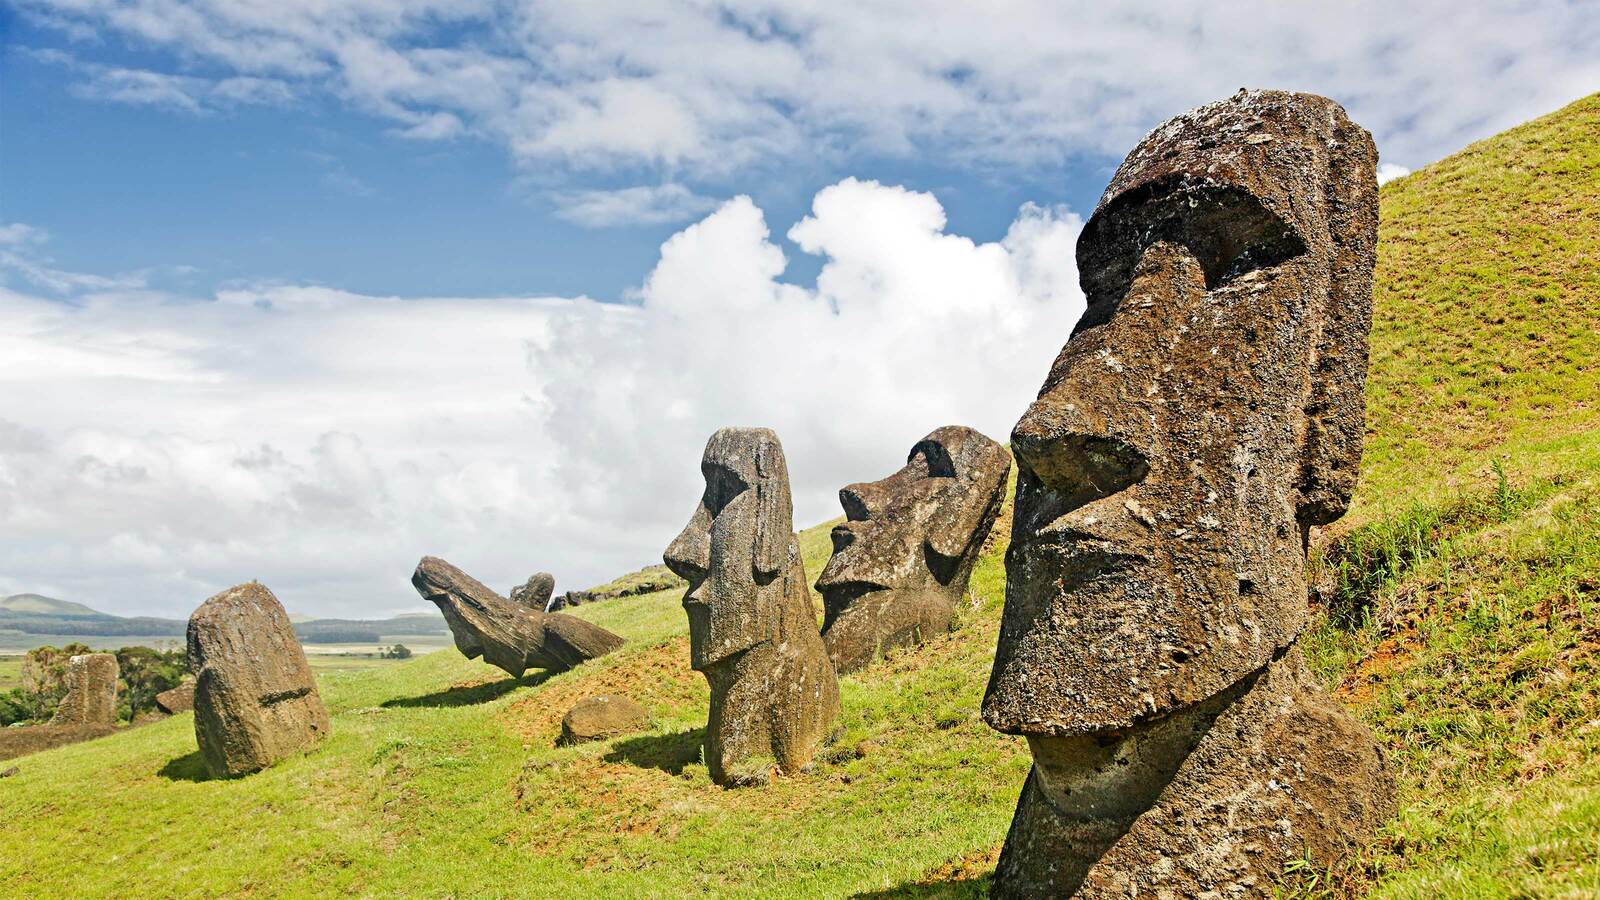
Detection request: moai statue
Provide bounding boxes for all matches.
[663,428,840,786]
[816,425,1010,674]
[50,653,119,727]
[981,89,1395,897]
[509,572,556,610]
[189,583,330,777]
[412,557,624,676]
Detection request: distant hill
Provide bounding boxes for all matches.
[0,593,445,641]
[0,594,105,618]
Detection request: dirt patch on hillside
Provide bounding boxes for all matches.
[0,724,118,761]
[499,637,705,744]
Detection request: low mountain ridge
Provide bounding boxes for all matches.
[0,593,446,640]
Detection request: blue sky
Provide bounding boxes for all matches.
[2,10,1104,301]
[1,2,1596,618]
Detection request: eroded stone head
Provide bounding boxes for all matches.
[817,425,1010,673]
[187,582,330,777]
[663,427,799,670]
[983,89,1378,736]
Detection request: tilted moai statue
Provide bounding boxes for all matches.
[189,583,330,777]
[412,557,624,676]
[817,425,1010,674]
[663,428,840,785]
[509,572,556,610]
[981,89,1395,896]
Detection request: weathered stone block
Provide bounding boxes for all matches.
[50,653,118,727]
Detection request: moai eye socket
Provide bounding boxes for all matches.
[908,438,958,478]
[700,463,748,517]
[1074,178,1308,334]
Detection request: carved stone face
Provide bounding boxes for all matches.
[815,426,1009,672]
[664,428,795,670]
[983,89,1378,737]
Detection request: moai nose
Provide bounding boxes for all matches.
[1012,403,1150,509]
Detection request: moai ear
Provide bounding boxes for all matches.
[1296,114,1379,530]
[751,434,793,581]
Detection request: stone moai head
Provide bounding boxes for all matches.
[817,425,1010,673]
[664,427,800,670]
[984,88,1378,736]
[510,572,556,610]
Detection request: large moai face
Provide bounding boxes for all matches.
[983,89,1378,737]
[817,425,1010,671]
[664,427,796,670]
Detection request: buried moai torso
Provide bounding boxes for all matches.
[664,428,840,785]
[50,653,119,727]
[411,557,624,677]
[981,89,1395,897]
[188,583,330,777]
[817,425,1010,674]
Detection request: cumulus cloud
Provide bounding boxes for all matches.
[1376,163,1412,185]
[552,183,720,228]
[15,1,1599,180]
[0,182,1084,617]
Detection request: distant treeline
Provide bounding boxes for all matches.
[292,617,448,643]
[0,613,185,636]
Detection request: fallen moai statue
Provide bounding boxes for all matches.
[412,556,624,676]
[817,425,1010,673]
[49,652,119,727]
[664,427,839,786]
[981,89,1395,896]
[189,582,331,778]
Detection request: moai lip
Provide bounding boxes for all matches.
[981,89,1396,897]
[663,427,840,786]
[816,425,1010,674]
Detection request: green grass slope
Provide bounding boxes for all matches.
[1,94,1596,899]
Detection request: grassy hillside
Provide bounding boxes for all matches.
[0,94,1596,898]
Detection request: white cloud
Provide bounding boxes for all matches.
[553,183,720,228]
[1376,163,1412,185]
[30,49,296,114]
[0,183,1084,618]
[16,1,1599,179]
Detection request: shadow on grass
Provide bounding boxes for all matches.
[157,750,212,782]
[381,671,553,709]
[603,727,705,775]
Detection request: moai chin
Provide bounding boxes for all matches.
[981,89,1396,897]
[817,425,1010,674]
[664,427,840,786]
